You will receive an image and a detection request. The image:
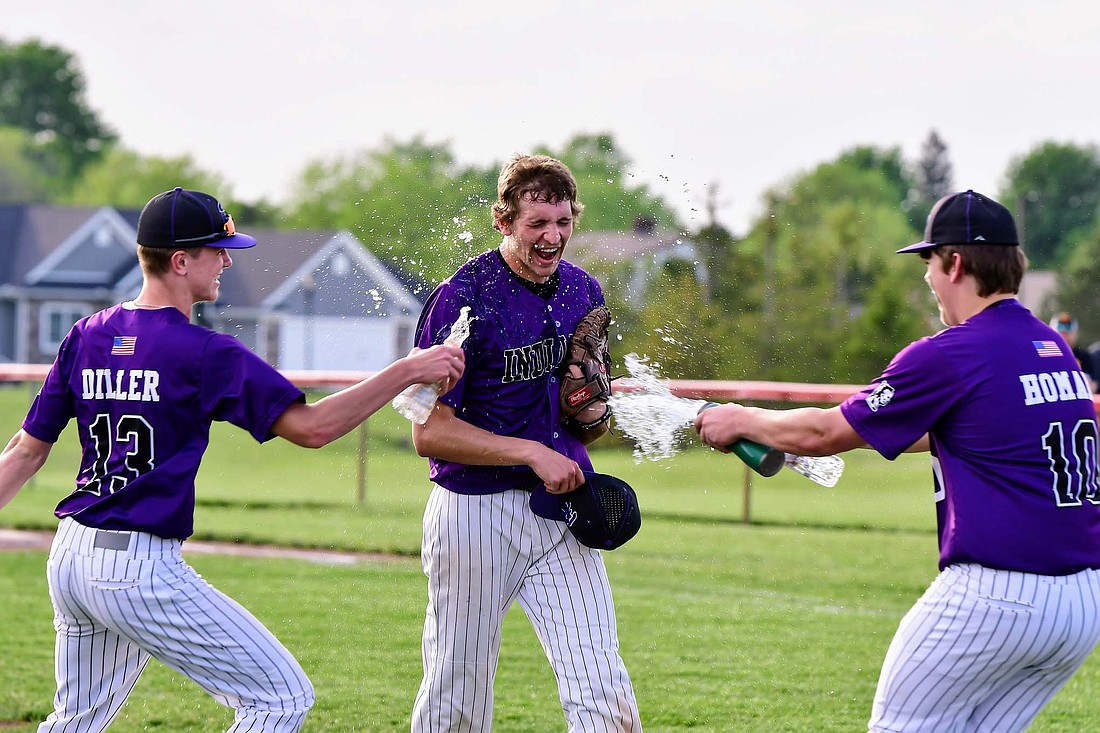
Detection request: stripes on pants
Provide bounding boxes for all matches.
[38,518,313,733]
[412,486,642,733]
[869,562,1100,733]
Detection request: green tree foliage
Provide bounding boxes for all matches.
[66,147,231,209]
[1053,220,1100,347]
[733,147,926,382]
[1001,141,1100,267]
[0,38,116,184]
[609,268,757,380]
[0,125,51,202]
[284,136,496,287]
[284,133,682,288]
[834,257,932,382]
[539,133,680,233]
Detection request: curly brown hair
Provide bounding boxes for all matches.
[491,154,584,232]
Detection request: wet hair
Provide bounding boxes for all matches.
[921,244,1027,297]
[492,154,584,231]
[137,245,203,276]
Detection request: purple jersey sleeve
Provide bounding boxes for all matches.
[840,337,958,460]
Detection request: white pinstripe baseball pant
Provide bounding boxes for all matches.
[37,518,314,733]
[412,486,642,733]
[869,562,1100,732]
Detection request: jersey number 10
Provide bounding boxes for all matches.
[1043,419,1100,507]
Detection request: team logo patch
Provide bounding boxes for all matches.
[865,381,895,413]
[562,501,579,527]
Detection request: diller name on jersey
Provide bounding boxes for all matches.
[23,303,303,538]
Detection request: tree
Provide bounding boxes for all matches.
[730,147,924,381]
[1001,141,1100,267]
[0,125,51,202]
[66,147,231,209]
[284,136,497,287]
[911,129,954,226]
[284,133,683,288]
[1053,219,1100,347]
[541,133,680,234]
[0,38,116,184]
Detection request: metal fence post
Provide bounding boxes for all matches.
[741,462,752,524]
[355,421,368,504]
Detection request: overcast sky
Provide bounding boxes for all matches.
[7,1,1100,234]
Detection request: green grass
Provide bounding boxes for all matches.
[2,386,1098,731]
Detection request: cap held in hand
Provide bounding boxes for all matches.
[530,472,641,551]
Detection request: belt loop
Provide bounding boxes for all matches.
[93,530,132,551]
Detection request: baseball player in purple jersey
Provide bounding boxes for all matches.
[695,190,1100,733]
[408,155,642,732]
[0,188,464,733]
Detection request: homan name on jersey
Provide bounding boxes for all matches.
[502,336,567,384]
[81,368,161,402]
[1019,370,1092,406]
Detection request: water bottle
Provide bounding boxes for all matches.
[697,402,786,477]
[393,307,472,424]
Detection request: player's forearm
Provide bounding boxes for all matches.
[0,431,52,511]
[736,405,863,456]
[413,412,545,468]
[274,361,420,448]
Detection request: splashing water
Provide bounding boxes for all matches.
[608,354,708,462]
[609,353,846,487]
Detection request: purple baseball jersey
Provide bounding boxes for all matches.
[23,303,304,539]
[841,299,1100,574]
[412,249,603,494]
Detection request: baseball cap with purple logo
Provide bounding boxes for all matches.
[137,187,257,249]
[530,471,641,551]
[896,189,1018,254]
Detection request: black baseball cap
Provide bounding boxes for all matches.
[137,187,256,249]
[564,472,642,550]
[896,189,1018,254]
[528,472,642,550]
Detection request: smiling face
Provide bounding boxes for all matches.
[923,250,959,327]
[186,246,233,302]
[498,196,575,283]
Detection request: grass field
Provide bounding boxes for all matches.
[2,386,1098,731]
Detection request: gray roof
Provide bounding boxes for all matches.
[0,205,424,314]
[0,204,103,285]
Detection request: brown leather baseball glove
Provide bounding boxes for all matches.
[560,305,612,443]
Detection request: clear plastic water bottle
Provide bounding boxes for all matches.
[393,306,471,424]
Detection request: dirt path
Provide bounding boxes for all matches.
[0,528,402,565]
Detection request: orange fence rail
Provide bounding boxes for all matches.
[8,364,1100,411]
[7,365,1100,516]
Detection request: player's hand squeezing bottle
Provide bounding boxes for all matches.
[392,306,472,424]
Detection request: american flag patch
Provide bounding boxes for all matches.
[1033,340,1062,357]
[111,336,137,355]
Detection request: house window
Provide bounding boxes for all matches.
[39,302,93,353]
[331,251,351,278]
